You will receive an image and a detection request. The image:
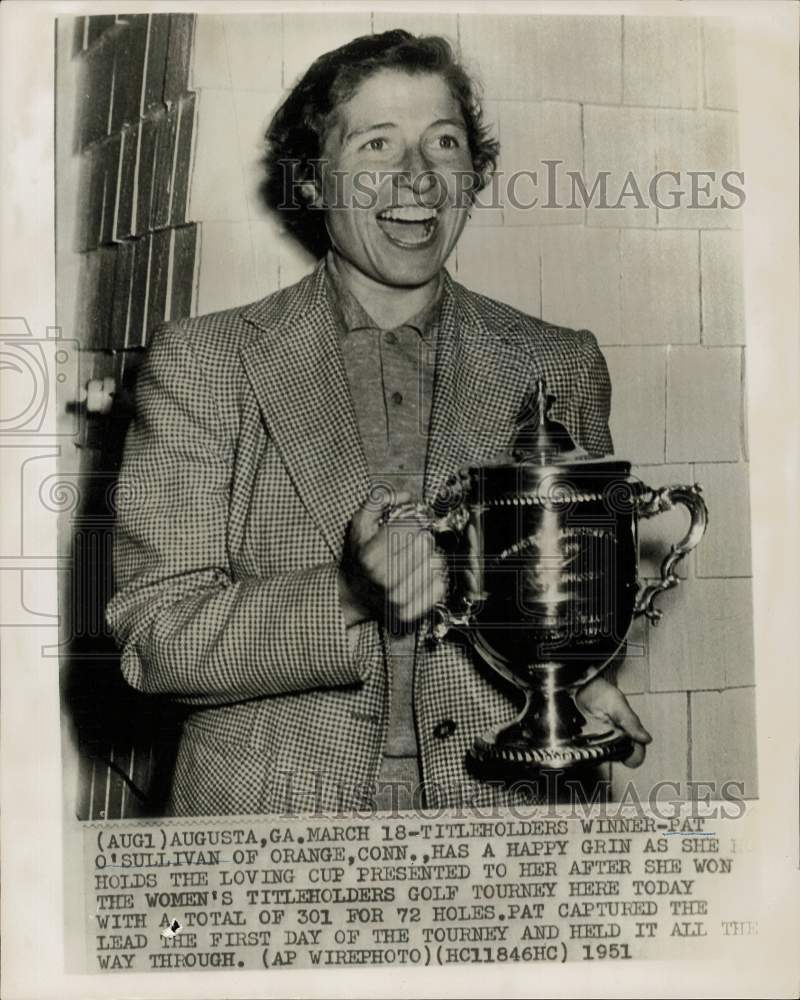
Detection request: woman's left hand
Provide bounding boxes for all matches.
[575,676,652,768]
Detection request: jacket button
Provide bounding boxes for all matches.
[433,719,457,740]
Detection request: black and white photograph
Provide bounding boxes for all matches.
[1,1,798,997]
[58,6,757,819]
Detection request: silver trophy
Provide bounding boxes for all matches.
[406,380,708,773]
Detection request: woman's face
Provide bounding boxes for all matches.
[317,69,474,289]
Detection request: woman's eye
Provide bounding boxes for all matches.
[436,134,459,149]
[364,138,386,152]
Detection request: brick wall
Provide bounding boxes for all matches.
[60,14,204,818]
[73,13,199,357]
[62,12,755,807]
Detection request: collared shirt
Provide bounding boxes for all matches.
[324,251,443,808]
[325,251,441,497]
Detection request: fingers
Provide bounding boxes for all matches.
[577,678,652,739]
[610,697,652,747]
[604,691,650,768]
[357,525,447,625]
[573,676,610,717]
[350,490,414,544]
[575,677,652,770]
[622,741,647,769]
[379,489,414,513]
[387,534,447,624]
[348,489,454,626]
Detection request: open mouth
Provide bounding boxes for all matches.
[376,205,439,246]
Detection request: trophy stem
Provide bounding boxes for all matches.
[493,667,586,750]
[469,665,634,772]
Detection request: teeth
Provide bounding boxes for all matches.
[377,206,438,222]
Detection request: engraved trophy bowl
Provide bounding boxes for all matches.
[401,379,708,774]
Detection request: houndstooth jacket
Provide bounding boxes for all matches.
[107,258,613,817]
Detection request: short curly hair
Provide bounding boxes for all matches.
[262,30,500,258]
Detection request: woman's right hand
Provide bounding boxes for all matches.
[338,491,447,629]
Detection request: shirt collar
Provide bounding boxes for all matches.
[324,250,442,343]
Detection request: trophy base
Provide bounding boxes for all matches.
[468,726,633,773]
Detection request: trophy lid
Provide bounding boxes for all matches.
[455,378,631,504]
[511,379,588,464]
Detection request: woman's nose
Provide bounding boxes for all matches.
[394,145,438,198]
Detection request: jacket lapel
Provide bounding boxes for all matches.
[239,264,370,557]
[239,263,541,552]
[424,274,538,503]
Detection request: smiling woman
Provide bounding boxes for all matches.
[262,30,499,259]
[98,20,755,820]
[316,70,475,308]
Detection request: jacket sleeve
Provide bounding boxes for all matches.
[106,323,380,707]
[567,329,614,457]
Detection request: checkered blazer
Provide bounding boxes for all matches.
[107,259,613,816]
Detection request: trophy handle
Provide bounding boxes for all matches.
[430,596,476,641]
[382,497,475,642]
[633,484,708,624]
[428,501,477,641]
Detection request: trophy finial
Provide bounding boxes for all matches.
[512,378,580,463]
